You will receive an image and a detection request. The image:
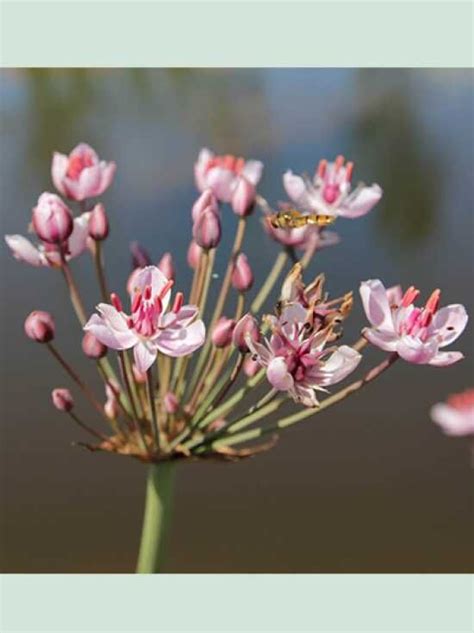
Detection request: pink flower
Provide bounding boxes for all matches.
[84,266,206,373]
[32,193,74,244]
[430,389,474,437]
[191,189,219,222]
[52,143,116,201]
[194,148,263,203]
[247,303,361,407]
[263,215,340,251]
[283,155,382,219]
[231,253,254,292]
[193,208,221,249]
[24,310,55,343]
[187,239,202,270]
[360,279,468,366]
[5,212,91,268]
[51,388,74,412]
[88,203,109,241]
[212,316,236,348]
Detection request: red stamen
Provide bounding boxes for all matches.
[172,292,184,313]
[159,279,174,299]
[154,296,163,314]
[127,316,134,328]
[317,159,327,178]
[235,157,245,174]
[110,293,123,312]
[131,290,142,313]
[335,155,345,170]
[401,286,420,308]
[144,285,152,301]
[425,289,441,314]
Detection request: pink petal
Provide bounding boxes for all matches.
[97,303,131,334]
[396,336,438,364]
[310,345,361,386]
[84,314,137,350]
[241,160,263,186]
[133,266,171,310]
[76,165,103,200]
[173,305,199,328]
[293,384,318,407]
[155,320,205,357]
[194,148,214,191]
[363,328,398,352]
[386,285,403,307]
[431,403,474,436]
[283,171,307,204]
[206,167,236,202]
[267,357,294,391]
[360,279,395,333]
[67,212,90,259]
[338,184,382,218]
[97,162,116,195]
[71,143,99,164]
[428,351,464,367]
[5,235,44,266]
[133,341,157,373]
[246,338,272,365]
[429,304,468,347]
[51,152,68,196]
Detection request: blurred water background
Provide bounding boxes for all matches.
[0,69,473,572]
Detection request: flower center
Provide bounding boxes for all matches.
[205,154,245,175]
[66,153,94,180]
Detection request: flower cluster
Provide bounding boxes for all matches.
[6,143,471,467]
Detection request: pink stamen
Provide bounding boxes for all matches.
[159,279,174,299]
[401,286,420,308]
[345,161,354,182]
[317,159,327,178]
[110,293,123,312]
[172,292,184,313]
[323,184,339,204]
[131,291,142,313]
[405,307,422,335]
[154,296,163,314]
[425,288,441,314]
[144,285,152,301]
[334,155,345,171]
[127,316,134,328]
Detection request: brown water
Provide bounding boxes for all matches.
[0,69,473,572]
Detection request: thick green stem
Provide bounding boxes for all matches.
[136,462,176,574]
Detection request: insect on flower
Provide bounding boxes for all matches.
[267,208,336,230]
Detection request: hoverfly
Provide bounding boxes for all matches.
[268,208,336,229]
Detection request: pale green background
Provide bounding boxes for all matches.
[0,1,472,632]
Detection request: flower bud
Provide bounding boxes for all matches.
[231,253,254,292]
[164,391,179,414]
[24,310,55,343]
[212,316,236,348]
[104,396,118,420]
[130,241,151,269]
[207,417,227,432]
[51,388,74,412]
[192,209,221,250]
[231,178,256,216]
[88,203,109,241]
[243,354,260,377]
[82,331,107,359]
[157,252,175,280]
[132,364,147,384]
[187,239,202,270]
[32,193,73,244]
[232,314,260,352]
[191,189,219,223]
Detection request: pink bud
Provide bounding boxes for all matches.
[157,252,175,280]
[51,388,74,412]
[32,193,73,244]
[212,316,236,348]
[232,314,260,352]
[243,355,260,377]
[24,310,55,343]
[132,364,147,384]
[88,203,109,241]
[104,397,119,420]
[231,178,256,217]
[82,331,107,359]
[130,241,151,269]
[193,209,221,250]
[164,391,179,414]
[231,253,254,292]
[192,188,219,223]
[187,240,202,270]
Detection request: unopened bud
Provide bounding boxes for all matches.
[88,203,109,240]
[243,355,260,377]
[164,391,179,414]
[132,364,147,384]
[130,241,151,269]
[193,209,221,250]
[192,189,219,222]
[212,316,236,348]
[24,310,55,343]
[231,178,256,217]
[157,252,175,280]
[187,239,202,270]
[82,331,107,359]
[232,314,260,352]
[32,192,73,244]
[51,388,74,412]
[231,253,254,292]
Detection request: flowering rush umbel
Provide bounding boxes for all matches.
[6,144,469,573]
